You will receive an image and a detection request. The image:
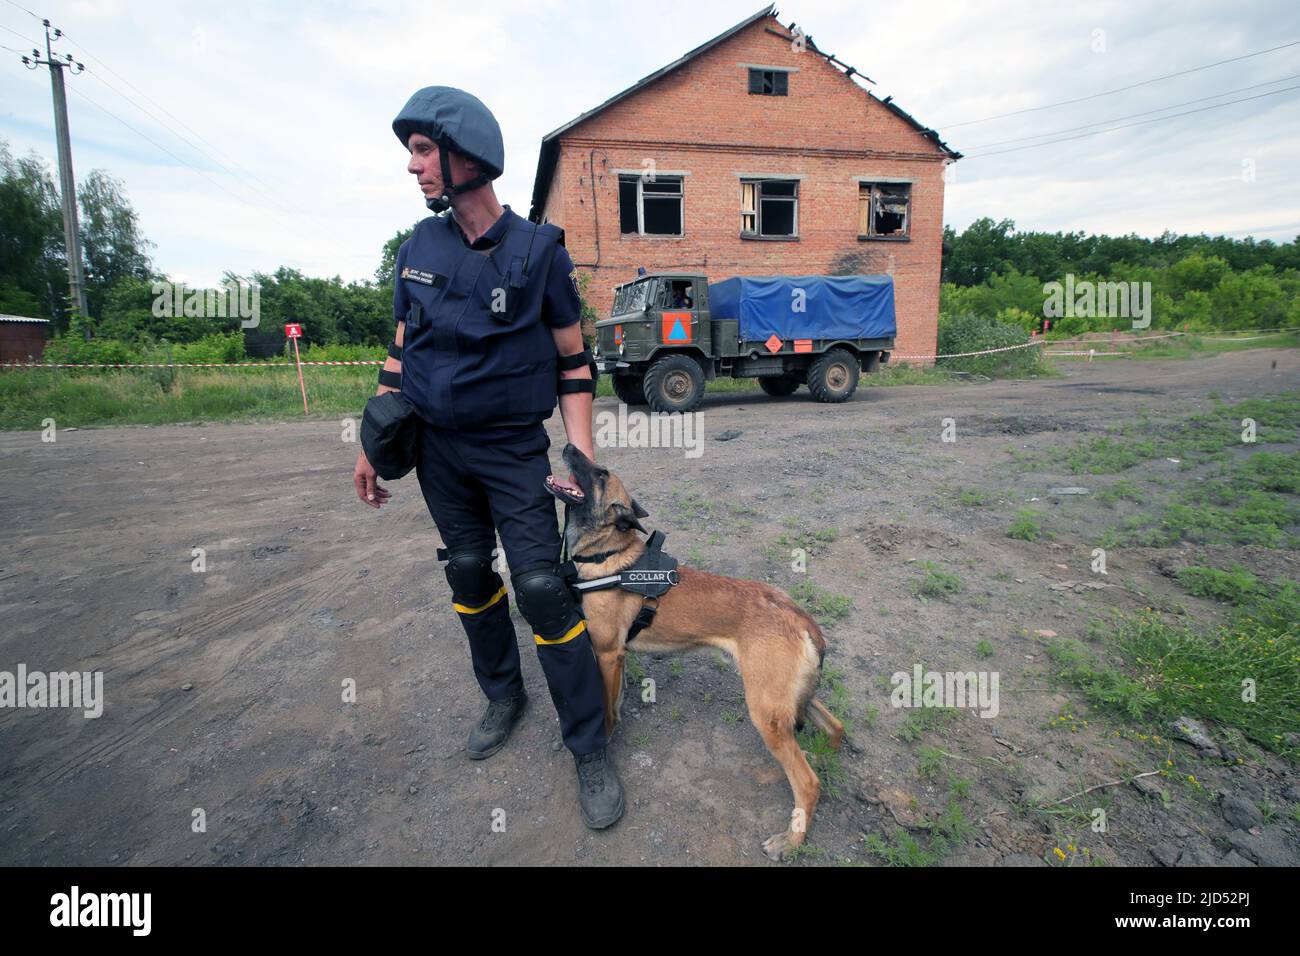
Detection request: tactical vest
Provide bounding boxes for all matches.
[398,208,564,430]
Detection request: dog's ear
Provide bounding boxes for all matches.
[614,504,647,534]
[630,498,649,519]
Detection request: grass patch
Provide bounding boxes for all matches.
[1116,331,1300,360]
[862,776,974,866]
[1030,392,1299,479]
[789,580,854,623]
[897,705,960,743]
[1007,509,1047,541]
[0,365,386,429]
[1051,585,1300,757]
[1097,480,1144,505]
[1176,565,1261,605]
[910,560,963,601]
[776,527,839,555]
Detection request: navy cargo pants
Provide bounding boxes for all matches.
[414,418,606,757]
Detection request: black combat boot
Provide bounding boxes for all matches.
[466,692,528,759]
[574,747,625,829]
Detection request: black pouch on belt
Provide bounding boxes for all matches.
[360,391,420,480]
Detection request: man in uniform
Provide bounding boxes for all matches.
[352,86,623,830]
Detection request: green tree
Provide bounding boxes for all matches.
[375,223,420,286]
[78,169,154,322]
[0,140,66,323]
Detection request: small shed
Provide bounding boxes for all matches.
[0,315,51,363]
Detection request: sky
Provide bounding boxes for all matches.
[2,0,1298,287]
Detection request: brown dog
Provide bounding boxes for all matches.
[560,444,844,860]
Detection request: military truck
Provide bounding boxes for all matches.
[592,272,896,413]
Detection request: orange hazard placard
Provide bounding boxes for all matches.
[794,339,812,353]
[765,334,783,353]
[661,311,692,344]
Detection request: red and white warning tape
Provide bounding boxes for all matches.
[891,340,1046,361]
[2,325,1293,370]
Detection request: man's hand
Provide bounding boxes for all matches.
[354,449,392,508]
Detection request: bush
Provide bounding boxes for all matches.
[936,313,1042,376]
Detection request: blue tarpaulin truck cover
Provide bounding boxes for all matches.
[706,275,896,342]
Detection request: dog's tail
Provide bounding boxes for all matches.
[805,698,843,749]
[793,620,842,749]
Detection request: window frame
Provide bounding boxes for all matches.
[740,178,799,240]
[618,173,684,237]
[747,67,789,96]
[857,180,912,241]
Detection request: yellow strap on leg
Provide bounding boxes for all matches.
[454,585,507,615]
[535,619,587,645]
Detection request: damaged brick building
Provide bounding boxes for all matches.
[527,4,959,363]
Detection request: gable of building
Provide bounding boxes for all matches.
[530,5,957,220]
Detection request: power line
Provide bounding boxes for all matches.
[2,0,40,19]
[53,27,371,259]
[961,84,1300,159]
[0,21,37,45]
[63,80,370,265]
[74,62,305,218]
[57,31,274,184]
[7,11,371,266]
[939,38,1300,129]
[64,83,258,208]
[962,73,1300,150]
[64,75,372,263]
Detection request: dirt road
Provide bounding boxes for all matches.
[1,347,1297,866]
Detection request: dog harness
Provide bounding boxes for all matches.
[558,529,679,643]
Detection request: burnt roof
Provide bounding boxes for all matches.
[528,4,959,221]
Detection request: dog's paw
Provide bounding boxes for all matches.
[762,831,797,862]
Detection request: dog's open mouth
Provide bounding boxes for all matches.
[562,444,604,503]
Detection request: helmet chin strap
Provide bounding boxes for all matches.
[425,134,492,213]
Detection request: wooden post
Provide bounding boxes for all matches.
[291,335,309,415]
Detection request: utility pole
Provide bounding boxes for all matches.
[23,19,89,325]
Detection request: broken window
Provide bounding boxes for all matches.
[858,182,911,238]
[741,179,798,238]
[613,279,651,315]
[748,68,789,96]
[618,174,683,236]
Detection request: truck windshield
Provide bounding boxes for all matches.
[613,279,651,316]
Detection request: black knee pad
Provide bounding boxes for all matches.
[443,548,505,610]
[513,566,583,641]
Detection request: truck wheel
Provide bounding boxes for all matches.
[807,348,860,403]
[613,373,647,406]
[758,374,800,397]
[644,354,705,413]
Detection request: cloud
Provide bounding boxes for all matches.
[2,0,1297,287]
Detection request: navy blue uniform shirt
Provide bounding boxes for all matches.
[396,203,583,429]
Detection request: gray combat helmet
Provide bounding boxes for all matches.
[392,86,505,213]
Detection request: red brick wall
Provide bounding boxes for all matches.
[538,14,950,363]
